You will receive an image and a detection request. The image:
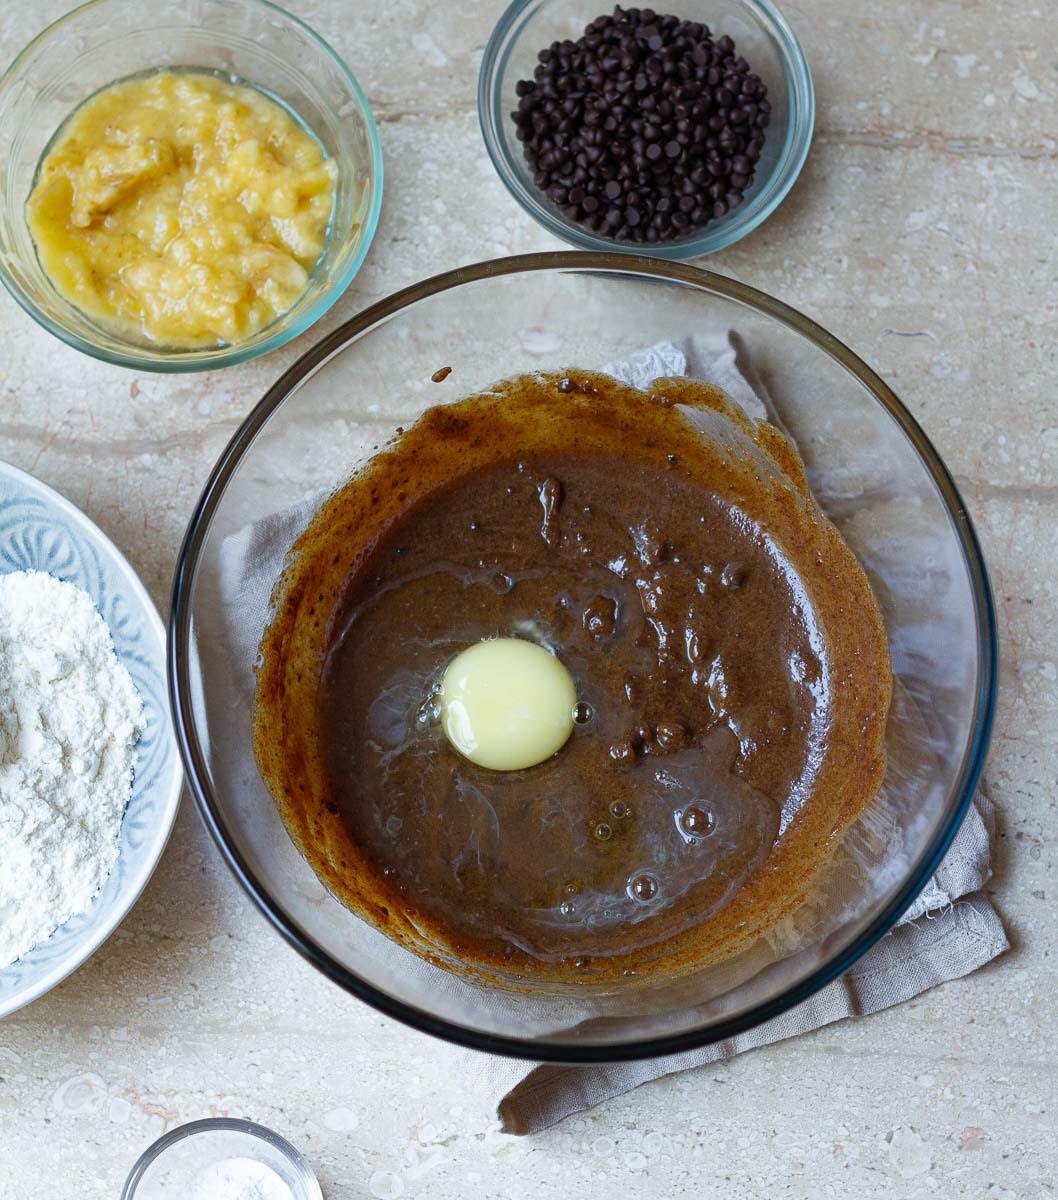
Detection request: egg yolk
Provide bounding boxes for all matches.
[438,638,577,771]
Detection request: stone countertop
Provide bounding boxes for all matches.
[1,1,1055,1196]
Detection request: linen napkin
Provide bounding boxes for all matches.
[217,335,1007,1135]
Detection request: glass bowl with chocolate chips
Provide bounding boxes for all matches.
[170,253,995,1062]
[479,1,813,257]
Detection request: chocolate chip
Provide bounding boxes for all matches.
[654,720,688,752]
[583,595,618,639]
[511,5,767,244]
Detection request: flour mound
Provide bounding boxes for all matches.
[0,570,145,969]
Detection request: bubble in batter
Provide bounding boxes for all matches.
[678,803,716,840]
[628,873,660,903]
[438,637,578,771]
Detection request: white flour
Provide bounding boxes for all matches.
[0,570,144,969]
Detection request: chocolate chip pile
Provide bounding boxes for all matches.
[511,6,770,244]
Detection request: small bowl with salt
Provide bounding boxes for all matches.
[121,1118,323,1200]
[0,458,182,1017]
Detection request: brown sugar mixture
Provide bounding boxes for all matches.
[254,371,892,987]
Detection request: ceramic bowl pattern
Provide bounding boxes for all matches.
[0,460,182,1017]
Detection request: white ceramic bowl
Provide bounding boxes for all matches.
[0,460,182,1017]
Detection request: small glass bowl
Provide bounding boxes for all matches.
[478,0,813,258]
[121,1118,322,1200]
[0,0,383,373]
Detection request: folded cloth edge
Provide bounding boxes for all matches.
[476,894,1007,1135]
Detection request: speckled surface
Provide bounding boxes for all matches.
[1,1,1055,1196]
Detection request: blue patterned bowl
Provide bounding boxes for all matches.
[0,459,182,1017]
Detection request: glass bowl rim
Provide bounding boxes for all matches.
[120,1116,322,1200]
[168,250,998,1063]
[0,0,384,374]
[477,0,815,259]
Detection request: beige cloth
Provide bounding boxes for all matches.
[225,336,1006,1135]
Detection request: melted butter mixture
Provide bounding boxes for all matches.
[27,70,336,348]
[254,372,892,987]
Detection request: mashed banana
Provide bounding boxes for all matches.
[27,70,337,348]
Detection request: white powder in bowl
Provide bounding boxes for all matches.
[0,569,144,969]
[183,1158,294,1200]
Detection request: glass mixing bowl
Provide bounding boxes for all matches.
[0,0,382,372]
[479,0,814,258]
[169,253,996,1062]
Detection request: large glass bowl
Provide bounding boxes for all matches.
[0,0,383,372]
[479,0,814,258]
[169,253,996,1062]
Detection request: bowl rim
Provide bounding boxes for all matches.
[121,1117,323,1200]
[477,0,815,259]
[168,251,997,1063]
[0,458,183,1018]
[0,0,384,374]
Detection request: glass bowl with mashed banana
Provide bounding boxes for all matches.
[171,254,996,1061]
[0,0,382,371]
